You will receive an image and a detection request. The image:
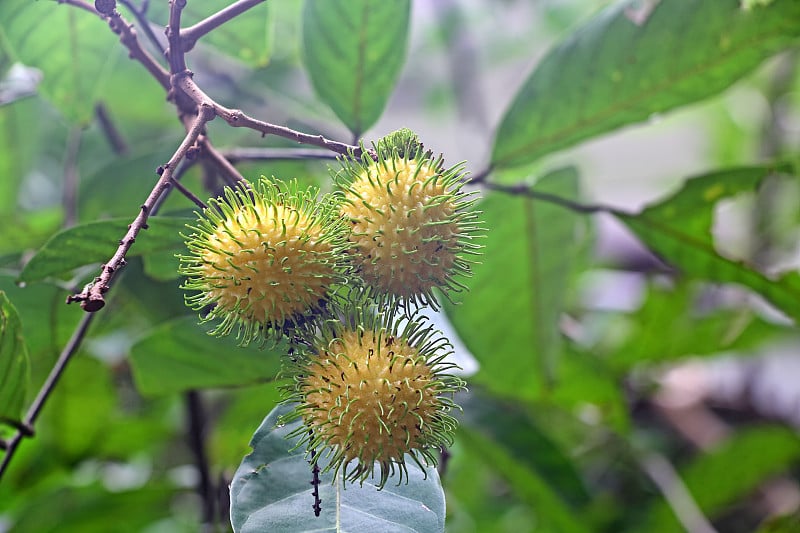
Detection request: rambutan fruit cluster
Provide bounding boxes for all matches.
[179,129,482,490]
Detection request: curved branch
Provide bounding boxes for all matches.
[66,105,216,311]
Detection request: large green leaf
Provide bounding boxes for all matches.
[616,165,800,324]
[302,0,410,136]
[492,0,800,168]
[230,403,446,533]
[19,216,192,283]
[129,316,284,396]
[0,291,30,426]
[645,426,800,531]
[445,168,583,399]
[0,1,128,123]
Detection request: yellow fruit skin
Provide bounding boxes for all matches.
[283,303,465,488]
[200,204,333,325]
[342,159,461,301]
[302,329,438,466]
[180,178,347,344]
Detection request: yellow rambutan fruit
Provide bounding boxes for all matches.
[283,302,464,488]
[337,130,483,310]
[179,178,349,344]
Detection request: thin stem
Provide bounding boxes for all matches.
[481,180,609,215]
[185,390,215,526]
[203,137,246,185]
[66,105,215,312]
[0,313,96,482]
[118,0,166,56]
[174,72,368,158]
[95,103,129,155]
[224,147,342,162]
[181,0,266,52]
[639,452,718,533]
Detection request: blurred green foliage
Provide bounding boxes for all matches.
[1,0,800,531]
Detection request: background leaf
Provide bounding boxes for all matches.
[445,168,583,398]
[129,316,284,396]
[615,165,800,323]
[645,426,800,531]
[19,216,191,283]
[608,282,792,372]
[0,291,30,425]
[302,0,410,136]
[492,0,800,168]
[230,403,446,533]
[0,1,143,123]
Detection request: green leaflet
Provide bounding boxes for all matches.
[0,291,29,426]
[230,403,446,533]
[19,217,192,283]
[302,0,410,136]
[129,316,284,396]
[616,164,800,324]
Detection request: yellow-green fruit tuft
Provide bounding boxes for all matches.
[179,178,348,344]
[338,131,482,309]
[284,304,464,488]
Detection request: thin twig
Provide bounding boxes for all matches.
[118,0,165,55]
[0,313,96,481]
[181,0,266,52]
[224,147,343,162]
[185,390,216,526]
[639,452,719,533]
[95,103,129,155]
[202,136,246,185]
[66,105,216,311]
[481,180,609,215]
[102,3,171,90]
[174,72,367,158]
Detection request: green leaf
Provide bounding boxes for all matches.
[302,0,410,135]
[230,403,446,533]
[458,419,591,533]
[615,165,800,323]
[0,291,30,425]
[610,282,791,372]
[129,316,284,396]
[0,97,42,213]
[460,391,590,508]
[646,426,800,531]
[19,216,191,283]
[492,0,800,168]
[445,167,583,398]
[0,1,130,123]
[0,275,82,384]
